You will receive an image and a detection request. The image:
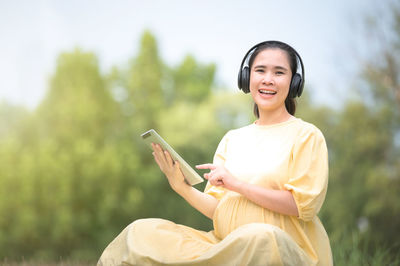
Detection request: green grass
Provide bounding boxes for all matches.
[332,233,400,266]
[0,259,96,266]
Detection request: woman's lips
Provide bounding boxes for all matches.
[258,89,277,97]
[258,89,276,95]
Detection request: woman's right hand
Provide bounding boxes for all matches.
[151,143,189,193]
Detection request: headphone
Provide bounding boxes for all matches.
[237,40,305,98]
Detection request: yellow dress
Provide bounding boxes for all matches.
[98,118,333,266]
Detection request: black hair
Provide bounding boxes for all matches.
[248,41,297,116]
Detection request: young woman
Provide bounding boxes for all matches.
[98,41,333,266]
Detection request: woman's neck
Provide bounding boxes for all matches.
[256,107,293,126]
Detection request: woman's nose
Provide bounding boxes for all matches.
[262,72,274,85]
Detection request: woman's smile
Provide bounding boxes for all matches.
[258,88,277,99]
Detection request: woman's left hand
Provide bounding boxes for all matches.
[196,164,241,191]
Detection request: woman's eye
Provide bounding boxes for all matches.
[276,71,285,75]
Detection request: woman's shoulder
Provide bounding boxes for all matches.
[293,118,327,146]
[294,118,325,137]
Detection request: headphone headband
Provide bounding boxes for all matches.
[237,40,305,98]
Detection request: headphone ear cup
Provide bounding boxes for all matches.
[289,73,302,98]
[241,66,250,93]
[237,68,243,91]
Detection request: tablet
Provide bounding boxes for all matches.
[141,129,204,186]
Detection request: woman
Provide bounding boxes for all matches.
[98,41,333,265]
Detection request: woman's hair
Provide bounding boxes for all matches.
[248,42,298,117]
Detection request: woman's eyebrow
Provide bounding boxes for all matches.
[253,65,289,71]
[274,66,289,71]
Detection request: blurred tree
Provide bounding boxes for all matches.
[0,48,145,260]
[125,30,165,132]
[36,48,118,144]
[170,55,216,104]
[354,0,400,250]
[0,102,29,139]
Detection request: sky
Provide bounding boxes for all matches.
[0,0,379,110]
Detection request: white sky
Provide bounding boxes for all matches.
[0,0,378,109]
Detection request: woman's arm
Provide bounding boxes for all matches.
[236,182,298,216]
[196,164,299,217]
[178,186,219,219]
[152,144,219,219]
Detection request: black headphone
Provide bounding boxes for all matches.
[237,40,305,98]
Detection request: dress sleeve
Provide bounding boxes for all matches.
[204,132,230,200]
[284,126,329,222]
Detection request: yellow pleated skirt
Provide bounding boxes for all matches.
[98,193,315,266]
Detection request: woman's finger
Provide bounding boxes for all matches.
[173,160,180,170]
[153,144,167,163]
[164,150,174,167]
[152,151,163,169]
[152,147,163,162]
[152,143,164,154]
[210,176,223,186]
[196,163,217,170]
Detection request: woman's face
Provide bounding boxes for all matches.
[249,48,292,115]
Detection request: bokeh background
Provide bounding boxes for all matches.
[1,0,399,265]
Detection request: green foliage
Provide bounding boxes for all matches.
[170,55,216,103]
[0,102,29,138]
[126,30,165,131]
[37,48,118,144]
